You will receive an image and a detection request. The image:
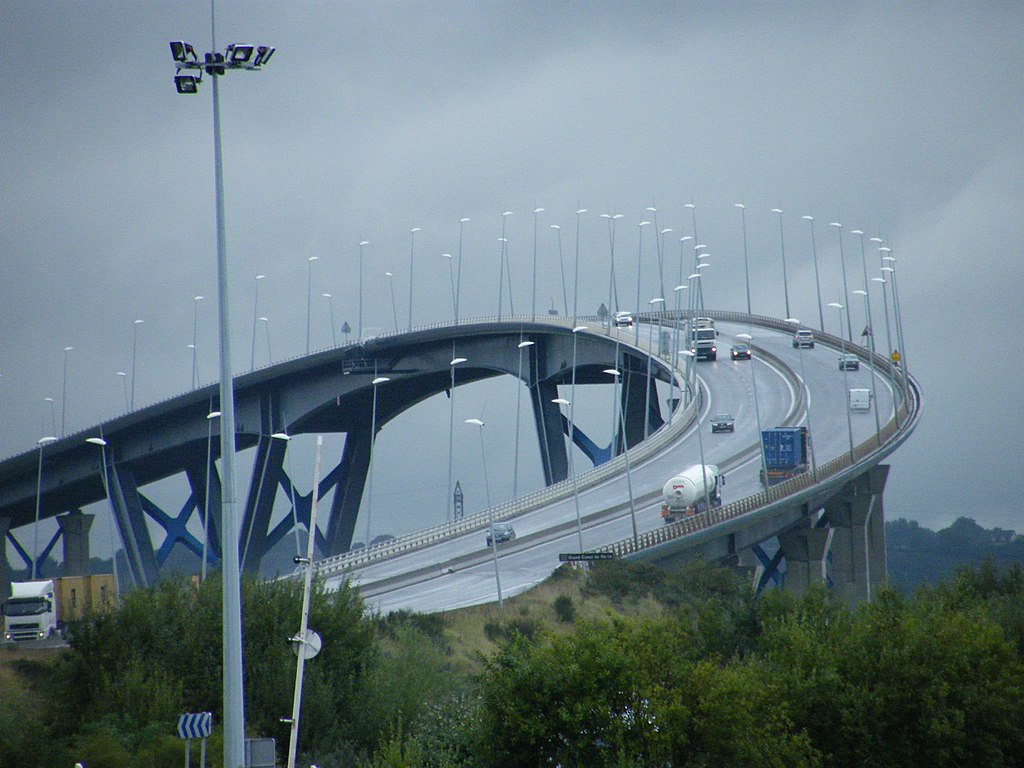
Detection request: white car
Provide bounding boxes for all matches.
[792,329,815,348]
[612,311,634,327]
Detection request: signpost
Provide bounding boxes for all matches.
[177,711,212,768]
[559,552,615,563]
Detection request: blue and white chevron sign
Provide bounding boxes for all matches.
[177,711,213,739]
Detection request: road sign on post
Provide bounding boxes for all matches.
[178,712,213,768]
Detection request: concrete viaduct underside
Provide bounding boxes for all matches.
[0,321,670,589]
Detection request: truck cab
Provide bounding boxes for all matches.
[689,327,718,360]
[3,580,57,641]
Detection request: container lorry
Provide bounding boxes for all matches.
[760,427,810,487]
[660,464,723,523]
[2,574,116,642]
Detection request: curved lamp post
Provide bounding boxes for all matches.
[734,203,752,316]
[829,222,853,342]
[190,297,203,388]
[32,435,58,579]
[305,255,319,354]
[552,397,584,551]
[365,376,390,545]
[384,272,398,332]
[829,302,856,460]
[531,208,544,321]
[513,340,535,499]
[61,346,73,437]
[86,437,121,601]
[408,227,421,331]
[603,368,638,547]
[801,216,825,331]
[782,320,818,479]
[853,289,883,446]
[259,317,272,363]
[201,409,221,581]
[677,350,713,512]
[250,274,265,370]
[734,335,769,486]
[550,224,569,317]
[447,357,467,523]
[456,219,469,324]
[130,319,143,410]
[465,418,503,609]
[772,208,791,320]
[633,220,651,344]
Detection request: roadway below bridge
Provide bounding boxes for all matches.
[324,318,908,613]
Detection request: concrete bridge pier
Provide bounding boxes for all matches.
[825,464,889,607]
[778,520,833,596]
[56,510,93,576]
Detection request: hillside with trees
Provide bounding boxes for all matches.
[3,556,1024,767]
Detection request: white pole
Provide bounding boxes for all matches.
[286,436,324,768]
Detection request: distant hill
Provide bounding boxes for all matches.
[886,517,1024,592]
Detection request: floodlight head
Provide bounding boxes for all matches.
[802,215,814,221]
[175,75,200,94]
[518,340,535,348]
[372,377,390,385]
[227,44,255,63]
[253,46,275,67]
[86,437,107,447]
[450,357,468,365]
[465,418,484,427]
[169,41,197,63]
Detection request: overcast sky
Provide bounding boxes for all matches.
[2,1,1022,548]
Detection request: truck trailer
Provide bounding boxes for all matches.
[661,464,723,523]
[760,427,810,487]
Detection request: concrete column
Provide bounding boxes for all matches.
[826,464,890,606]
[827,495,873,607]
[778,524,833,597]
[57,510,94,576]
[0,516,11,605]
[530,379,568,485]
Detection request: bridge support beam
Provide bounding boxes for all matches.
[57,510,93,577]
[531,379,568,485]
[779,521,833,597]
[107,463,159,588]
[621,366,648,449]
[825,464,889,607]
[186,458,223,570]
[240,436,289,574]
[325,427,372,554]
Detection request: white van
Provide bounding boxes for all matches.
[848,388,872,412]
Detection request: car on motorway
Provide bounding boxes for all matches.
[612,311,634,327]
[838,353,860,371]
[792,329,815,348]
[710,413,735,433]
[370,534,395,547]
[730,343,751,360]
[486,522,516,547]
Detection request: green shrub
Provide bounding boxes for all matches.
[553,594,576,623]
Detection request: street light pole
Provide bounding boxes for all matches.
[366,376,389,545]
[829,301,856,461]
[385,272,398,332]
[498,212,512,320]
[573,209,586,324]
[259,317,272,363]
[532,208,544,321]
[305,255,318,354]
[772,208,791,320]
[191,296,204,388]
[322,293,337,346]
[783,320,818,480]
[734,203,752,316]
[32,435,57,579]
[250,274,265,370]
[456,219,469,324]
[550,224,569,317]
[447,356,467,523]
[61,346,73,437]
[634,219,651,345]
[553,397,584,551]
[202,409,220,582]
[677,351,713,512]
[168,28,276,768]
[603,368,638,547]
[87,437,122,600]
[358,241,368,341]
[130,319,143,410]
[734,336,768,487]
[802,216,825,331]
[465,418,503,608]
[408,227,420,331]
[853,289,883,446]
[829,221,853,342]
[513,340,535,500]
[645,298,665,439]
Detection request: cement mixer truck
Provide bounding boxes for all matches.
[660,464,723,524]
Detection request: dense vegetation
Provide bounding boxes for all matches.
[3,557,1024,767]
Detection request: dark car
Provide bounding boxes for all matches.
[838,353,860,371]
[486,522,516,547]
[730,343,751,360]
[711,413,735,433]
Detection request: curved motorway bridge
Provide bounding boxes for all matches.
[0,311,918,610]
